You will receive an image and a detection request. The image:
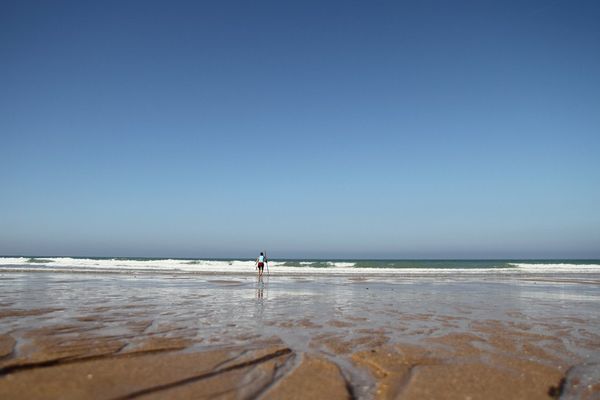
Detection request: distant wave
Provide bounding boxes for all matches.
[1,257,599,275]
[507,262,600,273]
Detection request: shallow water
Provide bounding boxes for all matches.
[2,272,600,348]
[1,272,599,398]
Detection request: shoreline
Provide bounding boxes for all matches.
[3,267,600,280]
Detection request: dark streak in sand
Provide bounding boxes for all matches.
[112,348,292,400]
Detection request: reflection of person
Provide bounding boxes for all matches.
[256,276,264,299]
[255,252,267,276]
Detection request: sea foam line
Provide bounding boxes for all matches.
[0,257,599,275]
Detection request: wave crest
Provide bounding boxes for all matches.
[0,258,598,275]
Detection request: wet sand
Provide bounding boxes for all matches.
[0,272,599,399]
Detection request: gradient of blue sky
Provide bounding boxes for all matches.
[1,0,599,258]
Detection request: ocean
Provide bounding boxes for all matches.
[1,256,599,275]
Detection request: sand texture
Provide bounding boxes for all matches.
[1,272,599,399]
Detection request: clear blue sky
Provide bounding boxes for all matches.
[1,1,599,258]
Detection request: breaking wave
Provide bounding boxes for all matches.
[0,257,599,275]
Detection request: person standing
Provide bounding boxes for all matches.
[255,252,267,277]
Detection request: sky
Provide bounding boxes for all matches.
[1,0,599,259]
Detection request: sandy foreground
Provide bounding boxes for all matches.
[0,272,599,399]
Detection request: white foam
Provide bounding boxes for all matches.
[509,263,600,273]
[0,258,598,275]
[7,257,256,272]
[327,262,356,268]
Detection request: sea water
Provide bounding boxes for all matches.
[1,256,599,275]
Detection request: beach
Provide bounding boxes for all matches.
[4,0,599,398]
[1,268,599,399]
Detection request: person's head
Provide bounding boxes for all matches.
[260,252,264,256]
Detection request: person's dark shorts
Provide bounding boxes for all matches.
[258,262,264,270]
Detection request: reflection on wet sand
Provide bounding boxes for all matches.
[0,272,599,399]
[256,276,266,300]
